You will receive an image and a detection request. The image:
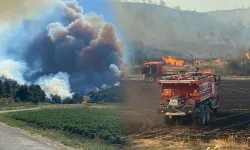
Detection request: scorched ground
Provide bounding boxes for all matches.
[122,76,250,143]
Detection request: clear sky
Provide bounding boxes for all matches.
[78,0,114,21]
[77,0,122,34]
[119,0,250,12]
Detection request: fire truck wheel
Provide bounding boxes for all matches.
[213,96,219,116]
[205,106,211,125]
[148,76,155,82]
[197,107,206,126]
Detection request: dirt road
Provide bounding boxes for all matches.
[0,108,40,114]
[0,124,69,150]
[0,108,77,150]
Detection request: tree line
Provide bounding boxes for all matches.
[0,76,82,104]
[87,86,124,104]
[0,77,46,104]
[0,76,123,104]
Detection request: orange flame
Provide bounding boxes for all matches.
[194,59,202,64]
[164,56,184,66]
[246,52,250,59]
[214,59,222,63]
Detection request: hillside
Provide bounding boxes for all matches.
[208,8,250,28]
[109,2,250,64]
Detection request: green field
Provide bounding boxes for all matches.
[0,99,50,111]
[10,108,126,145]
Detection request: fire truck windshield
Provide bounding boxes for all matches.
[142,65,150,74]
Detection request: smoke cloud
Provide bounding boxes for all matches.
[0,59,28,85]
[109,64,123,78]
[35,72,72,99]
[0,0,125,98]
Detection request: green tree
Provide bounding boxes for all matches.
[28,85,46,103]
[2,80,11,98]
[51,95,62,104]
[0,80,3,98]
[15,85,29,102]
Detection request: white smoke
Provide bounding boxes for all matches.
[35,72,73,99]
[0,59,28,85]
[101,84,111,89]
[109,64,122,78]
[114,81,121,86]
[94,87,100,92]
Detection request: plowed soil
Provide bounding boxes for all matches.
[122,77,250,144]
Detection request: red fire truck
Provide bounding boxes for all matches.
[141,61,190,82]
[157,71,219,126]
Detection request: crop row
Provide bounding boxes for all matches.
[11,108,126,144]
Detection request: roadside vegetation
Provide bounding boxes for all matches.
[0,98,50,111]
[0,109,119,150]
[11,108,126,144]
[0,103,249,150]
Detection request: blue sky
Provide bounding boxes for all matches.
[77,0,126,39]
[77,0,114,22]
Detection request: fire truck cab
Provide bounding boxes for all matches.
[157,71,219,126]
[141,61,189,82]
[141,62,163,81]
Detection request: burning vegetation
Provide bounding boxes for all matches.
[194,59,202,65]
[163,56,184,66]
[214,59,222,63]
[246,52,250,59]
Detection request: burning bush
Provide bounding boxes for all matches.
[163,56,184,66]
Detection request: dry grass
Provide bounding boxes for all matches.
[132,139,186,150]
[131,136,249,150]
[209,136,248,150]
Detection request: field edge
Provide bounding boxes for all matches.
[0,111,119,150]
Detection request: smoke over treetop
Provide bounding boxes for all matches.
[0,0,125,98]
[0,60,28,85]
[35,72,73,99]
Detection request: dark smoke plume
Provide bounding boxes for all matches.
[0,0,125,98]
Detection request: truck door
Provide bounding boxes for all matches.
[152,64,157,75]
[142,65,150,74]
